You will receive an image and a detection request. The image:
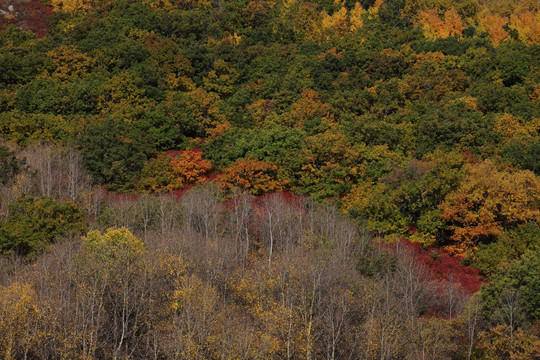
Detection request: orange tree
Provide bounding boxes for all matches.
[440,160,540,256]
[217,156,287,196]
[138,150,212,192]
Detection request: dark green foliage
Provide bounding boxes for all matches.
[0,143,23,185]
[357,244,398,277]
[474,223,540,277]
[502,139,540,175]
[0,196,86,258]
[202,125,305,170]
[412,37,474,56]
[14,76,102,115]
[472,82,538,120]
[494,42,532,87]
[79,118,156,191]
[408,100,496,157]
[137,106,187,152]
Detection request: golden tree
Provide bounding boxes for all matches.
[440,160,540,256]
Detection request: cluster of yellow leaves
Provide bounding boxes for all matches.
[177,0,212,8]
[416,4,540,46]
[184,88,227,138]
[170,273,220,358]
[399,52,469,102]
[0,282,42,359]
[493,113,540,146]
[83,227,145,262]
[203,60,239,96]
[97,73,148,119]
[480,0,539,17]
[477,325,540,360]
[143,38,196,91]
[315,0,383,41]
[246,99,276,127]
[142,0,177,10]
[295,122,362,198]
[476,9,540,46]
[142,0,211,10]
[217,157,288,195]
[51,0,95,13]
[440,160,540,256]
[46,45,94,81]
[418,8,465,39]
[284,88,330,128]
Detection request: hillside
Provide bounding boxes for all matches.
[0,0,539,358]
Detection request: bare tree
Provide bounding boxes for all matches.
[22,144,56,197]
[181,184,221,239]
[63,147,89,202]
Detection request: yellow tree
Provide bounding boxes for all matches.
[203,60,239,96]
[0,282,42,359]
[477,325,540,360]
[51,0,95,13]
[296,122,359,198]
[46,45,94,81]
[97,72,148,118]
[81,228,147,359]
[493,113,539,146]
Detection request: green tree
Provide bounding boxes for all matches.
[0,143,23,185]
[79,118,156,191]
[481,244,540,327]
[0,195,86,258]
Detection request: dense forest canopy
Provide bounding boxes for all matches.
[0,0,539,358]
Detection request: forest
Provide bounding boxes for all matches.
[0,0,539,358]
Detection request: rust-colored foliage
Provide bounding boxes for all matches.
[170,149,212,185]
[0,1,52,38]
[402,240,483,296]
[284,88,330,128]
[217,157,287,195]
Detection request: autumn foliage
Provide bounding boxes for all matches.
[1,0,540,356]
[217,157,287,195]
[418,8,465,40]
[138,150,212,192]
[440,160,540,256]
